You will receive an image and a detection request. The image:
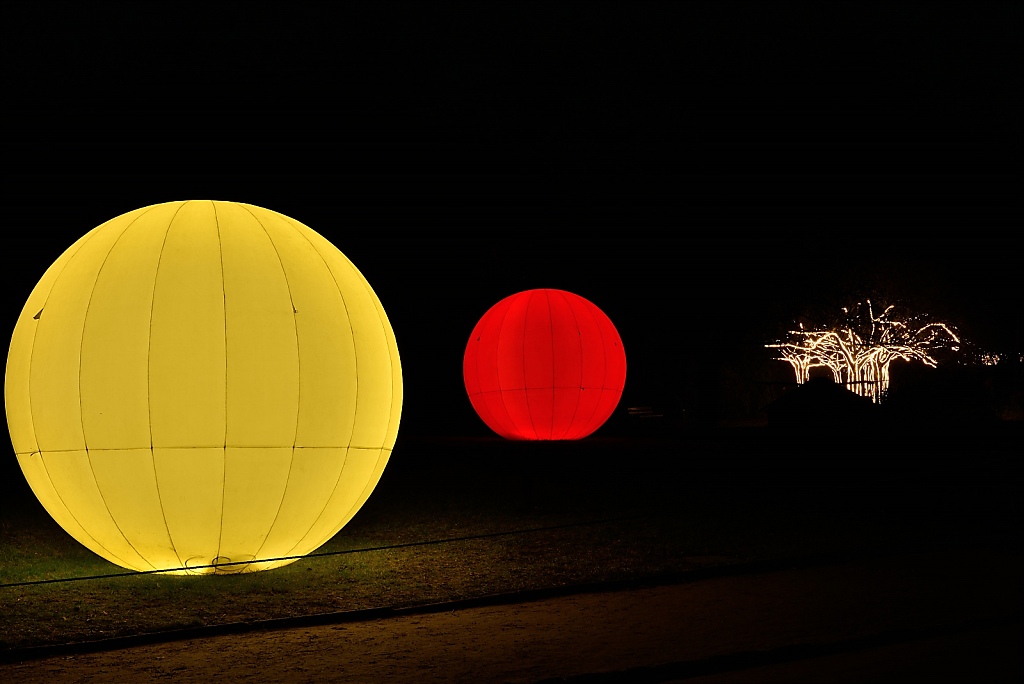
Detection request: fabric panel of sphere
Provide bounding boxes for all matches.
[4,201,402,573]
[463,289,626,440]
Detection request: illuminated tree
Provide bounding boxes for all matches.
[767,300,960,403]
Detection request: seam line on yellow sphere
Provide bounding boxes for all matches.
[285,213,361,444]
[284,219,399,557]
[32,209,151,570]
[24,229,130,569]
[212,203,230,567]
[295,264,398,556]
[17,445,395,455]
[77,209,162,571]
[241,205,303,568]
[12,455,123,566]
[145,202,186,570]
[22,227,95,458]
[275,215,362,559]
[335,249,400,509]
[352,237,402,449]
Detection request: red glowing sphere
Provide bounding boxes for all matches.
[463,289,627,440]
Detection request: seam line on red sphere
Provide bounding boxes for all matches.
[493,293,524,437]
[560,290,585,439]
[521,290,542,439]
[577,297,607,435]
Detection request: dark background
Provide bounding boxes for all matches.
[4,2,1021,440]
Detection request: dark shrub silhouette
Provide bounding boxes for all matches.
[883,365,999,428]
[767,377,878,430]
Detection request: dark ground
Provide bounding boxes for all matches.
[2,548,1020,683]
[2,421,1022,681]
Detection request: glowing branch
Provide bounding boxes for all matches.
[767,300,960,403]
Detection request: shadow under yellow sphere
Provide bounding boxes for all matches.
[5,201,402,574]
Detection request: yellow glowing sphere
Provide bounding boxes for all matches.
[4,201,402,574]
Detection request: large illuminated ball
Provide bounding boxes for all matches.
[5,201,402,574]
[463,289,626,440]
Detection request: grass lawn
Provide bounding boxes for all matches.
[2,426,1021,653]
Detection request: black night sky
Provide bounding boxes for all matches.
[1,5,1023,680]
[4,2,1022,439]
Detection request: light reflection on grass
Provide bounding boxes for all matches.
[2,429,1020,651]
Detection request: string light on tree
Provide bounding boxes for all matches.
[767,300,960,403]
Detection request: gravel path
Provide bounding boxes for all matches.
[3,549,1020,683]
